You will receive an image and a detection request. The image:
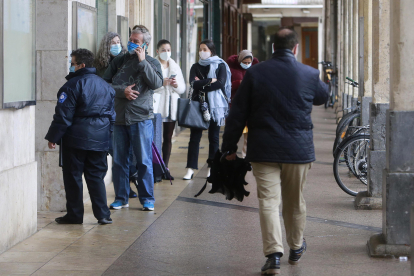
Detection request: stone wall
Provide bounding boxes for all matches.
[0,106,37,254]
[36,0,113,212]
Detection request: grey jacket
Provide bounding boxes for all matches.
[103,52,163,125]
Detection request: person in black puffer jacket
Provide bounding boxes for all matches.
[45,49,115,225]
[222,29,329,274]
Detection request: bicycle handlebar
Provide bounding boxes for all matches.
[346,77,358,85]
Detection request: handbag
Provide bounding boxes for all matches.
[177,82,210,130]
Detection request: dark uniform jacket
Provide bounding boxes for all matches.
[103,52,163,125]
[45,68,116,152]
[222,50,329,164]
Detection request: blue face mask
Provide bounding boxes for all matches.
[240,62,252,70]
[69,59,75,73]
[127,41,147,54]
[110,44,122,56]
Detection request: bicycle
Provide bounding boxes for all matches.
[319,61,337,109]
[333,128,370,196]
[332,77,361,156]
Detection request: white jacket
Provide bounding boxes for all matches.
[153,57,186,121]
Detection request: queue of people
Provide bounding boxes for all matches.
[44,26,328,275]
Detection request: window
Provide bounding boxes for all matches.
[1,0,36,109]
[72,2,97,54]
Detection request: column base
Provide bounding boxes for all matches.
[354,191,382,210]
[361,97,372,126]
[367,233,410,257]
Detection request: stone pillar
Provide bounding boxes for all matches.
[355,0,390,210]
[335,0,344,119]
[352,0,359,102]
[36,0,112,211]
[360,0,373,126]
[36,0,71,211]
[342,0,349,114]
[368,0,414,257]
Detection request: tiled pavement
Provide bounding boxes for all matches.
[0,106,410,275]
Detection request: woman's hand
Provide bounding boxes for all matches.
[170,78,178,88]
[195,77,200,81]
[212,78,217,83]
[163,78,170,87]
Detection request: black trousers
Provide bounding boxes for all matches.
[62,146,111,221]
[186,120,221,170]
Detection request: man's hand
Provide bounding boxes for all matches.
[225,153,237,161]
[134,45,146,62]
[195,77,200,81]
[163,78,171,87]
[124,84,140,100]
[170,78,178,88]
[48,142,56,149]
[212,78,217,83]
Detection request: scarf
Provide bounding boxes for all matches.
[198,56,232,126]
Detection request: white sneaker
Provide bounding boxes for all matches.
[183,168,194,180]
[207,168,211,178]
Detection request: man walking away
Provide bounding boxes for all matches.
[103,25,163,211]
[222,28,329,274]
[45,48,115,225]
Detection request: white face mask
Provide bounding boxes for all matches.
[159,51,171,61]
[240,62,252,70]
[199,51,211,60]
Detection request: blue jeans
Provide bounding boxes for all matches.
[112,120,154,204]
[109,133,136,182]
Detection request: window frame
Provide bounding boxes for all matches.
[1,0,36,109]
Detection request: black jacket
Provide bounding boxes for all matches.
[45,68,116,151]
[189,63,227,101]
[222,50,329,164]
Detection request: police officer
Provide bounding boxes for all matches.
[45,48,116,225]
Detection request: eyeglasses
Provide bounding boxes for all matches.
[70,63,79,66]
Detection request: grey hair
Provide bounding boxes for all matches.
[94,32,126,71]
[132,25,152,45]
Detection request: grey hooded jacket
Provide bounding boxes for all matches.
[103,52,163,125]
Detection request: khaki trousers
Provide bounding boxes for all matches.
[251,162,311,256]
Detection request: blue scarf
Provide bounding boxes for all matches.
[198,56,232,126]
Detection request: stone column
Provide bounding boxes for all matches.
[336,0,345,119]
[368,0,414,257]
[36,0,112,211]
[351,0,359,107]
[355,0,390,210]
[343,0,350,114]
[360,0,373,126]
[36,0,71,211]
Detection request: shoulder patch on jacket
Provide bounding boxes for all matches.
[58,92,67,103]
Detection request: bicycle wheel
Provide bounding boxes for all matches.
[333,112,361,156]
[333,134,370,196]
[336,111,357,135]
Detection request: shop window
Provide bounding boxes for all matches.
[117,16,128,47]
[1,0,36,109]
[96,0,108,47]
[72,2,97,54]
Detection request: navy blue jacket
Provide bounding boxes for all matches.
[45,68,116,151]
[222,50,329,164]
